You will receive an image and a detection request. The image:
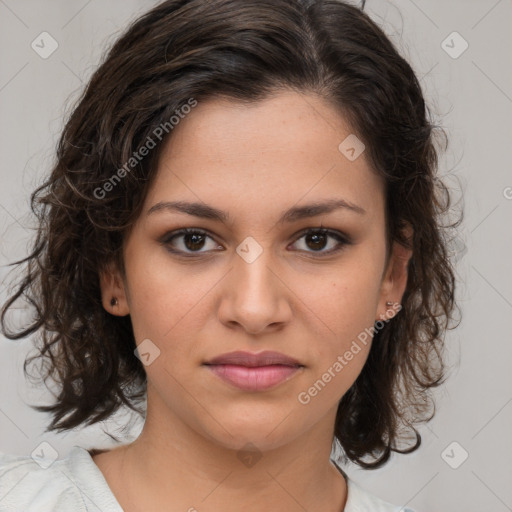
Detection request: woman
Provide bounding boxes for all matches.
[0,0,458,510]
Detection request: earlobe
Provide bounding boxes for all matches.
[99,263,130,316]
[376,224,413,322]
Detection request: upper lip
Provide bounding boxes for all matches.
[204,350,302,367]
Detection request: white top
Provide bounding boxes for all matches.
[0,446,417,511]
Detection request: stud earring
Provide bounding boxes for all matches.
[110,297,118,307]
[386,301,393,307]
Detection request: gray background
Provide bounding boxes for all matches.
[0,1,511,511]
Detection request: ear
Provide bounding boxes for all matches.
[99,261,130,316]
[376,222,413,322]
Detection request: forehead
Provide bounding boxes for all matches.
[145,90,384,223]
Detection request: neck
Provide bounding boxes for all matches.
[94,391,348,512]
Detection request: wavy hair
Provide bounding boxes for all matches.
[1,0,460,468]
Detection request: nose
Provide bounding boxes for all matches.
[217,242,293,336]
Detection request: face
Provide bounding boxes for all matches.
[101,89,411,452]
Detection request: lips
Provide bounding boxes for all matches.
[204,350,302,367]
[203,350,304,391]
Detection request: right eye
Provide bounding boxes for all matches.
[160,228,224,255]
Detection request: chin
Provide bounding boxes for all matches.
[198,412,308,453]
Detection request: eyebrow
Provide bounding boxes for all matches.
[146,198,366,224]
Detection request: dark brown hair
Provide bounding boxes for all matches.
[1,0,460,469]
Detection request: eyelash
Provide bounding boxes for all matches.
[160,226,352,258]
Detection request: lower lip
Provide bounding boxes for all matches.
[205,364,302,391]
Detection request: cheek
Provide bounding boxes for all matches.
[304,253,383,336]
[127,271,203,343]
[124,251,221,368]
[295,281,377,410]
[295,251,384,396]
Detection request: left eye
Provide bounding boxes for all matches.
[291,228,350,254]
[161,228,350,256]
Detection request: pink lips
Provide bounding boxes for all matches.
[203,350,303,391]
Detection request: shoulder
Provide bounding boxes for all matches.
[331,459,417,512]
[0,445,123,512]
[344,477,418,512]
[0,446,86,511]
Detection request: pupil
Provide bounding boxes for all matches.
[307,232,326,251]
[185,233,205,251]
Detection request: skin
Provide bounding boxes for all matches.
[96,89,412,512]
